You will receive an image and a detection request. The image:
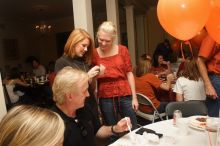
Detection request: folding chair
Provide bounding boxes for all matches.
[165,100,208,119]
[136,93,165,124]
[2,84,13,110]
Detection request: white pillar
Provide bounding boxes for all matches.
[72,0,94,39]
[0,73,7,121]
[106,0,120,44]
[125,5,136,66]
[136,15,146,59]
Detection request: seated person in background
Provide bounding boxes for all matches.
[141,53,152,61]
[32,57,46,76]
[153,39,173,62]
[173,57,206,101]
[151,54,172,78]
[133,54,152,75]
[135,57,175,113]
[0,105,64,146]
[51,67,131,146]
[47,61,56,87]
[4,67,30,104]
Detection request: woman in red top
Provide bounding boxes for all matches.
[93,21,138,143]
[135,57,174,113]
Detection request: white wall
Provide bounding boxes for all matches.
[135,15,146,60]
[0,73,7,121]
[133,6,175,60]
[146,7,166,57]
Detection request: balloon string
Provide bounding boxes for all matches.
[187,41,194,58]
[180,41,194,60]
[180,41,185,61]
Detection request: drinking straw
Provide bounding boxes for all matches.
[125,117,132,133]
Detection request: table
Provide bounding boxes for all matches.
[109,118,207,146]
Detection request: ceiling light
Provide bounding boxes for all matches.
[35,22,52,33]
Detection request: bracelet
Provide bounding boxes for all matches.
[111,125,118,135]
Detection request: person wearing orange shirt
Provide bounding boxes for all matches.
[197,35,220,117]
[135,57,175,113]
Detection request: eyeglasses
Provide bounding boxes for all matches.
[74,118,88,137]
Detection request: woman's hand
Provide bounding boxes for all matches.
[166,73,175,82]
[132,95,139,111]
[162,61,170,65]
[88,66,100,79]
[205,83,218,99]
[99,64,106,75]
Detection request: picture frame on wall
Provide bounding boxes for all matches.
[3,38,19,60]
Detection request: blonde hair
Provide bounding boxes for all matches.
[136,57,152,77]
[97,21,117,39]
[0,105,64,146]
[52,66,89,105]
[64,28,94,65]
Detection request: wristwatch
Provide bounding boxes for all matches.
[111,125,119,135]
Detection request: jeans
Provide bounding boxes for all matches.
[99,95,138,144]
[157,102,168,113]
[206,74,220,117]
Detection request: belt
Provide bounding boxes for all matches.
[209,72,220,77]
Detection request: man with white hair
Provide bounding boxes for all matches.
[51,67,132,146]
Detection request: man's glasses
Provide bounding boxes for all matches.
[74,119,88,137]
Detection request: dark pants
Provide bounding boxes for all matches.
[99,95,138,144]
[157,102,168,113]
[206,74,220,117]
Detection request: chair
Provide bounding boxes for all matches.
[136,93,166,124]
[2,84,13,110]
[165,100,208,119]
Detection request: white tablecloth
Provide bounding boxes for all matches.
[109,118,207,146]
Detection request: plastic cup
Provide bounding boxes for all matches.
[205,117,219,146]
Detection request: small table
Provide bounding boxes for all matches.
[109,118,206,146]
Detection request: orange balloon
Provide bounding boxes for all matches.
[190,28,207,49]
[205,5,220,43]
[157,0,211,41]
[211,0,220,7]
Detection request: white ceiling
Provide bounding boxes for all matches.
[0,0,157,23]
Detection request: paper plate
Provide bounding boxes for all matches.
[188,116,207,131]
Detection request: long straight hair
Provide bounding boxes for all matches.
[182,57,201,81]
[64,28,94,65]
[136,57,152,77]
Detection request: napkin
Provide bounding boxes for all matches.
[143,132,160,143]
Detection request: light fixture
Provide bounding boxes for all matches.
[34,5,52,34]
[35,22,52,33]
